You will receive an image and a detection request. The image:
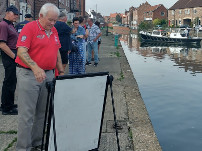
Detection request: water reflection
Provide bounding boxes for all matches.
[120,34,202,151]
[120,34,202,75]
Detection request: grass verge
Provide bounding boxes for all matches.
[4,137,17,151]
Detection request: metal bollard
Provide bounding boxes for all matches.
[114,34,118,47]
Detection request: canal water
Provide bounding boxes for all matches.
[120,34,202,151]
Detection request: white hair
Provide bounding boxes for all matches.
[58,12,67,20]
[39,3,60,17]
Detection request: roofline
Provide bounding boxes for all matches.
[168,6,202,10]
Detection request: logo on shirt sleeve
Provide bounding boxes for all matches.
[21,36,27,42]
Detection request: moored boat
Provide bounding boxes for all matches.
[139,29,202,44]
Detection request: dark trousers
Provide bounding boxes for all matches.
[1,51,17,111]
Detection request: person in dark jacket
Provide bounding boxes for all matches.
[0,5,21,115]
[54,12,72,71]
[15,14,33,33]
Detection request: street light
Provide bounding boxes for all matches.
[106,18,110,36]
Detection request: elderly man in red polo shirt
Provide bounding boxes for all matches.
[15,3,64,151]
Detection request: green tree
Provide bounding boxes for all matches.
[138,21,153,31]
[160,19,167,25]
[116,14,122,23]
[194,17,199,25]
[153,19,161,26]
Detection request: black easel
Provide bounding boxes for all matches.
[41,72,120,151]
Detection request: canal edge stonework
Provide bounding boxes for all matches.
[118,38,162,150]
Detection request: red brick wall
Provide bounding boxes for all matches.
[153,5,168,20]
[0,0,7,21]
[34,0,58,20]
[113,26,130,34]
[76,0,85,17]
[137,2,151,24]
[0,0,21,21]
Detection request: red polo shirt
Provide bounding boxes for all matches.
[16,20,61,70]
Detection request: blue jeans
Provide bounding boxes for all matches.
[87,41,98,63]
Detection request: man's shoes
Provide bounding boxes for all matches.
[85,62,92,66]
[94,63,98,67]
[13,104,18,108]
[2,108,18,115]
[0,104,18,111]
[31,145,45,151]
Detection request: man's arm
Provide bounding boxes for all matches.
[84,29,89,39]
[93,32,102,42]
[0,42,16,59]
[17,47,46,83]
[56,51,64,75]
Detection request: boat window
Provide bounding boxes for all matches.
[153,31,160,35]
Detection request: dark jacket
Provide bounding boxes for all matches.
[15,20,29,33]
[54,21,72,52]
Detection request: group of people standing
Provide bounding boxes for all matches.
[0,3,101,151]
[55,13,102,75]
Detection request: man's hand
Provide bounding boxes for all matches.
[32,66,47,83]
[93,38,97,42]
[59,72,65,76]
[77,35,84,39]
[68,50,71,54]
[0,42,16,59]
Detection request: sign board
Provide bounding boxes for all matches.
[46,73,109,151]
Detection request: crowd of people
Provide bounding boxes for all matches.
[0,3,102,151]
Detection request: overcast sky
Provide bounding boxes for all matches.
[86,0,178,16]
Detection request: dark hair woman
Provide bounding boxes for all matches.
[69,17,86,74]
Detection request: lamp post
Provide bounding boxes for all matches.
[106,23,108,36]
[106,18,110,36]
[6,0,8,7]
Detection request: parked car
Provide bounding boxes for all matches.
[195,25,202,31]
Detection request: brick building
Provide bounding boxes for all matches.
[130,2,151,29]
[131,8,138,29]
[0,0,20,21]
[128,6,135,27]
[130,2,167,29]
[110,13,123,23]
[136,2,152,24]
[168,0,202,27]
[0,0,85,22]
[104,16,110,23]
[143,4,167,22]
[121,10,129,25]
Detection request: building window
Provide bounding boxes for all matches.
[194,9,197,14]
[179,19,181,25]
[172,10,175,15]
[179,10,181,14]
[176,20,178,26]
[59,0,64,4]
[161,12,165,16]
[172,19,175,25]
[185,9,190,14]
